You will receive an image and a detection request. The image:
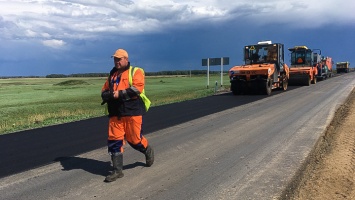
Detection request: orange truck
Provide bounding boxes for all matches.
[229,41,289,95]
[336,61,350,73]
[288,46,319,85]
[316,56,333,80]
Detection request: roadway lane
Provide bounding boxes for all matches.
[0,84,287,178]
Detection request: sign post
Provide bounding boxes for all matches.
[221,57,223,87]
[202,57,229,88]
[207,58,210,88]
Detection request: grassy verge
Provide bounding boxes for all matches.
[0,75,229,135]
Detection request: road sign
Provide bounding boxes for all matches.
[202,57,230,88]
[202,57,229,66]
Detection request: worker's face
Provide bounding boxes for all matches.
[114,57,128,69]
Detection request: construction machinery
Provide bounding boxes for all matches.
[336,61,350,73]
[288,46,319,86]
[316,56,333,80]
[229,41,289,95]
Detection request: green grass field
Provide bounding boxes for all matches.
[0,75,230,135]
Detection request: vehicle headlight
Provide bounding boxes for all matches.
[268,68,271,74]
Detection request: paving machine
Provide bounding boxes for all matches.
[229,41,289,95]
[336,61,350,73]
[288,46,319,86]
[317,56,333,80]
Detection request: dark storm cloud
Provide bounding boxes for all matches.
[0,0,354,76]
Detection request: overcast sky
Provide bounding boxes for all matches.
[0,0,354,76]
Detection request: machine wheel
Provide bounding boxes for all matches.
[231,82,241,95]
[265,78,272,95]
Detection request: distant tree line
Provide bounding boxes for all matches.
[45,73,108,78]
[45,70,226,78]
[145,70,226,76]
[0,76,43,79]
[1,70,228,79]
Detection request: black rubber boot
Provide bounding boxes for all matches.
[105,153,124,182]
[144,145,154,167]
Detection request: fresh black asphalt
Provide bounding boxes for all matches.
[0,89,291,179]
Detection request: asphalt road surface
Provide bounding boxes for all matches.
[1,73,354,200]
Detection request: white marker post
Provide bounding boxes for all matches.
[221,57,223,87]
[207,58,210,88]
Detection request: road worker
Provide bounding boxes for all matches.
[266,46,277,62]
[101,48,154,182]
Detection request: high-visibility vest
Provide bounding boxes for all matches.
[129,66,151,112]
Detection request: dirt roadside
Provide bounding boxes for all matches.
[282,88,355,199]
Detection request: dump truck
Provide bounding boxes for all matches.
[229,41,289,95]
[288,46,319,86]
[336,61,350,73]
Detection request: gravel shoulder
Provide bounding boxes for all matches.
[283,88,355,199]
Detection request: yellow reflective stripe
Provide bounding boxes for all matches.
[129,66,142,85]
[129,66,144,90]
[129,66,133,86]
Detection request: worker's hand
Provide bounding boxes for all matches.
[101,90,112,102]
[113,91,119,99]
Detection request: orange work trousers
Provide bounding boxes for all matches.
[107,115,148,153]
